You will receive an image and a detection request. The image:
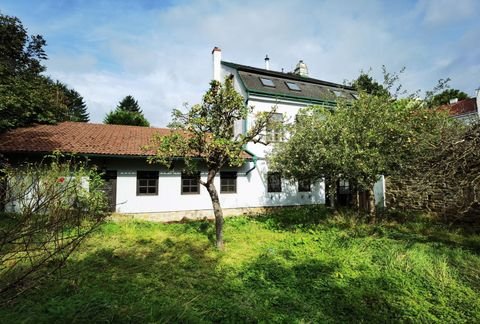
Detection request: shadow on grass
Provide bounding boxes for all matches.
[1,218,479,323]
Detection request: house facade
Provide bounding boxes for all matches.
[0,47,386,220]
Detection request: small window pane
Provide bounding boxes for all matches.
[260,77,275,87]
[298,179,311,192]
[137,171,158,196]
[286,81,301,91]
[332,89,345,97]
[221,172,237,193]
[266,113,284,143]
[267,172,282,192]
[182,173,200,194]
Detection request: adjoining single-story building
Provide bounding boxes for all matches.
[0,48,386,221]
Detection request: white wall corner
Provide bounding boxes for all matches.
[212,46,222,82]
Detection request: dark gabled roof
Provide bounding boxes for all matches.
[222,61,357,104]
[0,122,253,159]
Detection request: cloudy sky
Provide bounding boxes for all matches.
[2,0,479,126]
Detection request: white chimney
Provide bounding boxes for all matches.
[264,55,270,70]
[294,60,309,77]
[449,98,458,105]
[212,46,221,81]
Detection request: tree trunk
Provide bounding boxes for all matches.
[204,169,224,250]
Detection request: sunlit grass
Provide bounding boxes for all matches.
[1,206,479,323]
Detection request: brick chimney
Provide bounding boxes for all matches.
[212,47,221,81]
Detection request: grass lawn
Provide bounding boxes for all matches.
[1,206,480,323]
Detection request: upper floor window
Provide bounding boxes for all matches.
[137,171,159,196]
[260,77,275,87]
[267,172,282,192]
[220,172,237,193]
[266,113,284,143]
[181,172,200,194]
[285,81,301,91]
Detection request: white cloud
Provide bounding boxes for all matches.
[31,0,479,126]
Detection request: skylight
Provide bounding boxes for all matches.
[285,81,301,91]
[260,77,275,87]
[331,89,345,97]
[351,93,359,99]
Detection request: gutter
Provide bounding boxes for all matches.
[244,148,258,175]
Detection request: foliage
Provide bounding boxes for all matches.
[0,154,109,301]
[351,72,390,97]
[147,77,276,249]
[54,81,89,122]
[270,92,457,212]
[428,89,469,108]
[0,208,479,322]
[104,109,150,126]
[104,95,149,126]
[116,95,142,113]
[0,14,89,132]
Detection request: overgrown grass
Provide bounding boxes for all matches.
[1,206,479,322]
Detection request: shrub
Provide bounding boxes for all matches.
[0,153,109,301]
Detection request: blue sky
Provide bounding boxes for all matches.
[2,0,479,126]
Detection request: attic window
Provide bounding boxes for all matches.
[260,77,275,87]
[331,89,345,97]
[285,81,301,91]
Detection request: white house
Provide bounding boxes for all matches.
[0,47,385,221]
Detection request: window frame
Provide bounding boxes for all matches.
[267,172,282,193]
[136,171,159,196]
[266,112,284,143]
[298,179,311,192]
[260,77,275,87]
[181,172,201,195]
[285,81,301,91]
[220,171,237,194]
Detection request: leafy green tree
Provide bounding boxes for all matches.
[270,93,456,216]
[0,14,88,131]
[53,82,89,122]
[117,95,142,113]
[104,96,149,126]
[351,72,390,97]
[429,89,469,108]
[147,78,275,249]
[104,109,150,126]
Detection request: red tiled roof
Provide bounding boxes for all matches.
[440,98,478,117]
[0,122,252,159]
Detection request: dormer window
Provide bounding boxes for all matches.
[260,77,275,87]
[286,81,301,91]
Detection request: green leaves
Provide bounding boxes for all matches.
[270,93,457,191]
[104,96,149,126]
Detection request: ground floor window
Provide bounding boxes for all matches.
[181,172,200,194]
[267,172,282,192]
[137,171,158,196]
[220,172,237,193]
[298,179,311,192]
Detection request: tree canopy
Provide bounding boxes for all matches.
[270,90,457,214]
[147,78,275,249]
[0,13,89,132]
[104,95,149,126]
[117,95,142,113]
[428,89,469,108]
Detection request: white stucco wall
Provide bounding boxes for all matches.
[101,158,324,214]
